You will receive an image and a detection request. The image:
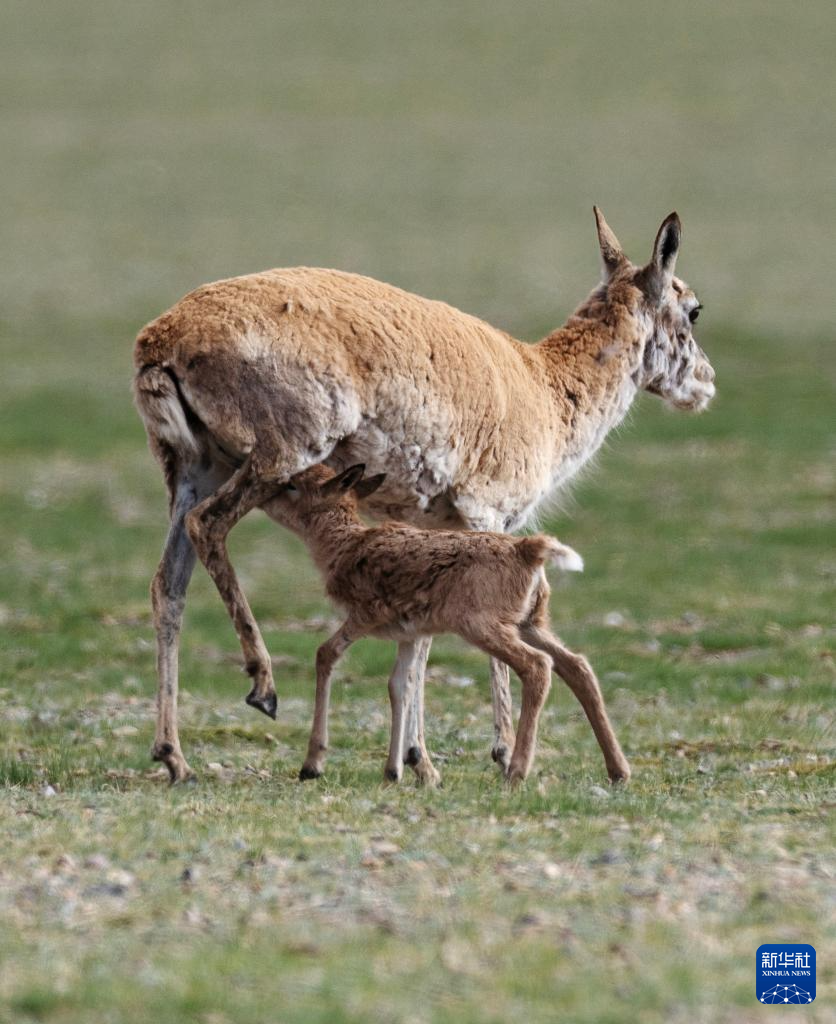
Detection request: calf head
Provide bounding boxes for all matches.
[267,463,387,532]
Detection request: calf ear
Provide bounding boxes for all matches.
[642,212,681,302]
[354,473,386,499]
[322,463,366,495]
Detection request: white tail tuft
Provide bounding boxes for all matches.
[548,540,584,573]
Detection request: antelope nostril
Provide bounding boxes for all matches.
[696,363,715,384]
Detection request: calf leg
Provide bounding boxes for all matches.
[521,624,630,783]
[506,653,551,786]
[468,626,552,786]
[185,454,289,719]
[454,509,516,773]
[300,622,358,780]
[399,637,442,786]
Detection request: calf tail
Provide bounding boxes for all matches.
[515,535,584,573]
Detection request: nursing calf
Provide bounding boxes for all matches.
[264,463,631,787]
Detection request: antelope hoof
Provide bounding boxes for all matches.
[608,762,632,785]
[152,743,194,785]
[404,745,422,767]
[384,765,402,783]
[491,743,511,772]
[299,764,323,781]
[246,688,278,720]
[504,767,526,790]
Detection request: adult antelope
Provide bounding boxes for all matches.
[133,208,715,784]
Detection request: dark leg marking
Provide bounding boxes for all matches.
[404,746,422,767]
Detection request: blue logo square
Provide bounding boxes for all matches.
[756,944,816,1004]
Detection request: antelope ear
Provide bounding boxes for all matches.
[321,463,366,495]
[643,211,681,302]
[353,473,386,499]
[593,205,626,281]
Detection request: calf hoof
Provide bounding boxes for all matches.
[246,688,278,720]
[404,746,422,767]
[299,764,322,781]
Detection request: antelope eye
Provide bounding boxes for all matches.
[689,307,700,323]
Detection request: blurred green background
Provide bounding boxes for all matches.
[4,0,835,336]
[1,3,833,1022]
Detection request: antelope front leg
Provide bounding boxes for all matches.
[489,657,516,773]
[384,647,411,784]
[399,637,441,787]
[185,456,279,719]
[300,623,357,780]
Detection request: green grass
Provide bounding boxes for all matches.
[2,329,832,1024]
[2,1,835,1021]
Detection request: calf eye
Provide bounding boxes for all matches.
[689,308,701,323]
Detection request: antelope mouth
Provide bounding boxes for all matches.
[671,384,716,412]
[647,381,716,412]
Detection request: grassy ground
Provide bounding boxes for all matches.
[2,2,835,1022]
[2,322,833,1023]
